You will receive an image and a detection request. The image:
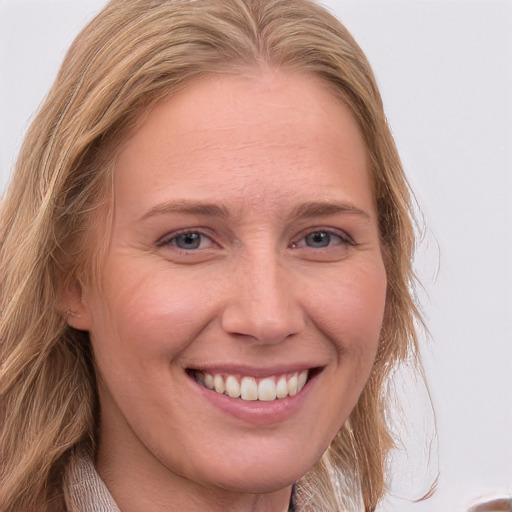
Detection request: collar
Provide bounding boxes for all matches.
[64,452,121,512]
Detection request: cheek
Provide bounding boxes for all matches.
[310,261,387,355]
[86,266,220,365]
[307,259,386,423]
[297,260,387,444]
[344,265,387,391]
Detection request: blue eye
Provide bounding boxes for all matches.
[159,231,213,251]
[291,229,354,252]
[305,231,336,248]
[173,232,202,250]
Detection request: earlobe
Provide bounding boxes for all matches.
[61,278,93,331]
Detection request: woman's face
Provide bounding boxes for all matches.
[69,70,387,502]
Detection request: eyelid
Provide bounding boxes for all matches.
[291,226,356,248]
[155,226,355,252]
[156,228,217,249]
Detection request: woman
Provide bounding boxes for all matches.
[0,1,423,511]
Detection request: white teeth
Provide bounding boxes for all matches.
[287,374,298,396]
[298,370,308,390]
[258,377,277,401]
[213,374,225,394]
[204,373,214,390]
[241,377,258,400]
[225,375,241,398]
[196,370,310,401]
[276,376,288,398]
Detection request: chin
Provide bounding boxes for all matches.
[184,437,326,495]
[201,463,302,495]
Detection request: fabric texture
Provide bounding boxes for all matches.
[64,453,121,512]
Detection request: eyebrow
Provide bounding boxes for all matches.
[291,201,371,221]
[139,199,370,222]
[140,201,231,221]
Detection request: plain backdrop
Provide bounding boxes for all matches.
[1,1,511,511]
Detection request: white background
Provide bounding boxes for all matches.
[1,1,511,511]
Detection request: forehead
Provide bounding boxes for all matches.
[112,70,373,221]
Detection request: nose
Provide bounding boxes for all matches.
[220,252,305,344]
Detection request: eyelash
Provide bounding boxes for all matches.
[157,227,355,252]
[157,229,215,251]
[291,228,355,250]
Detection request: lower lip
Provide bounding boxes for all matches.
[190,374,316,426]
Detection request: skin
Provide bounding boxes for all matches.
[66,69,387,512]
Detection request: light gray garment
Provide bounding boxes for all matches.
[64,452,121,512]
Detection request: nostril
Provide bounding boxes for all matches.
[220,302,305,344]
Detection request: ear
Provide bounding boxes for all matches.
[60,278,93,331]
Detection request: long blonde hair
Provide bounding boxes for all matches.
[1,1,422,510]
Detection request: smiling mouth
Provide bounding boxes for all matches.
[190,369,316,402]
